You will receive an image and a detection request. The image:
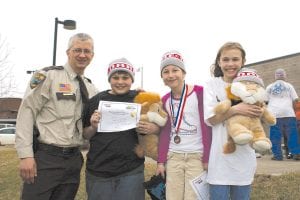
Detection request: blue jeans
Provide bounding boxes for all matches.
[86,165,145,200]
[270,117,300,159]
[209,184,251,200]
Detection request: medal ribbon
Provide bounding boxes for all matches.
[170,83,188,133]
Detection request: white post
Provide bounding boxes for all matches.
[141,66,144,88]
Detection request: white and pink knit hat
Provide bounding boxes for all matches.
[233,68,264,87]
[160,50,185,75]
[107,58,135,82]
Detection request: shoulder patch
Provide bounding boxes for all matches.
[29,66,64,89]
[30,72,46,89]
[42,65,64,71]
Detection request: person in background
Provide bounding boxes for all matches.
[266,68,300,160]
[15,33,98,199]
[282,129,292,159]
[82,58,160,200]
[295,100,300,140]
[204,42,261,200]
[155,50,211,200]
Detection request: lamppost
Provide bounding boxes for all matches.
[52,17,76,66]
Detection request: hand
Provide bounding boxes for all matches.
[202,162,208,171]
[136,121,160,135]
[90,110,101,129]
[155,163,166,178]
[232,102,263,118]
[19,157,37,184]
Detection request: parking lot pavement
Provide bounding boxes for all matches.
[145,154,300,176]
[256,154,300,175]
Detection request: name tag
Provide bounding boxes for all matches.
[56,92,76,101]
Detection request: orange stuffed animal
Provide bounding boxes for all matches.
[134,92,167,161]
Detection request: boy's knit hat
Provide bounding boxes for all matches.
[233,68,264,87]
[160,50,185,75]
[275,68,286,80]
[107,58,135,82]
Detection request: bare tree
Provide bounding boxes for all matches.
[0,34,18,97]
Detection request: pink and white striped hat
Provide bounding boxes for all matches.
[107,58,135,82]
[233,68,264,87]
[160,50,185,76]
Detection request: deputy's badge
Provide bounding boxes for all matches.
[30,72,46,89]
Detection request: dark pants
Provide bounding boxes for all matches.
[21,147,83,200]
[86,164,145,200]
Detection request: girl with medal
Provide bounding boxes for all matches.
[156,50,212,200]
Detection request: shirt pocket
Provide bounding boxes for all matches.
[56,98,77,119]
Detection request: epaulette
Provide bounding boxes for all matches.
[29,66,63,89]
[84,77,92,83]
[42,65,64,71]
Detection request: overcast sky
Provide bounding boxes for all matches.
[1,0,299,97]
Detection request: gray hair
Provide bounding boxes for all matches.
[67,33,94,50]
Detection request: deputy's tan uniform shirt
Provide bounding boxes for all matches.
[15,63,98,158]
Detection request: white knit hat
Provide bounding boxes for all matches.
[160,50,185,75]
[233,68,264,87]
[107,58,135,82]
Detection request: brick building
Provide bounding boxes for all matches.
[245,52,300,95]
[0,98,22,120]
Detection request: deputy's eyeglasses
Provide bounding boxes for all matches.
[72,48,93,55]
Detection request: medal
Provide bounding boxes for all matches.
[174,135,181,144]
[169,83,188,144]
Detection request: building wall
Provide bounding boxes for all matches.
[245,53,300,96]
[0,98,22,119]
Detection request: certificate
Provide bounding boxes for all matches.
[98,101,141,132]
[190,171,210,200]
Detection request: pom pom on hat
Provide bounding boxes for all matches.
[233,68,264,87]
[107,58,135,82]
[160,50,185,75]
[274,68,286,80]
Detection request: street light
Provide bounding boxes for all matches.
[26,70,35,74]
[53,17,76,66]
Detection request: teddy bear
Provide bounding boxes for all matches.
[214,68,276,154]
[134,92,168,161]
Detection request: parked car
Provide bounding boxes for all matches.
[0,127,16,145]
[0,123,15,129]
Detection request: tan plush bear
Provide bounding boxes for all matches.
[134,92,168,161]
[214,68,276,154]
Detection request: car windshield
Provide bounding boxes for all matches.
[0,128,16,134]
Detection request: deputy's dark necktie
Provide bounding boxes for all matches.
[76,75,89,103]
